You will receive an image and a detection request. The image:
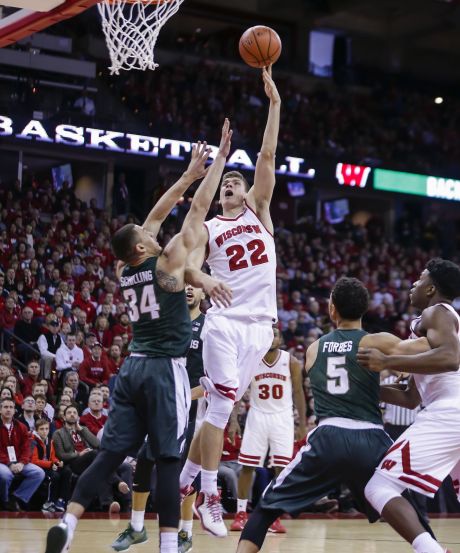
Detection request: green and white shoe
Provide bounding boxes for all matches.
[111,524,148,551]
[178,530,193,553]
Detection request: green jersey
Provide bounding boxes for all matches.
[120,257,191,357]
[309,329,382,425]
[187,313,205,388]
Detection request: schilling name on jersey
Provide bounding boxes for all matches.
[322,341,353,353]
[215,224,262,247]
[120,270,153,288]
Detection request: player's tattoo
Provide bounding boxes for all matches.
[156,269,179,292]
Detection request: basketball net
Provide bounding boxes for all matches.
[98,0,184,74]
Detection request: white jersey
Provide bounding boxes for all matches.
[204,203,276,322]
[249,350,292,413]
[410,303,460,408]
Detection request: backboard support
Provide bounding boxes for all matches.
[0,0,100,47]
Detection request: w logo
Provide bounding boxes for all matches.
[336,163,371,188]
[381,459,397,471]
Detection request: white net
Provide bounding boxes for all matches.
[98,0,184,74]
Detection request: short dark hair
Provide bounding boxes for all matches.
[36,418,50,429]
[111,224,139,263]
[64,405,78,416]
[34,394,47,403]
[426,258,460,300]
[331,277,369,320]
[0,397,14,407]
[222,171,250,192]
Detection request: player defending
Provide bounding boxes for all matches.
[230,326,306,533]
[359,258,460,553]
[178,66,281,537]
[44,121,233,553]
[110,284,207,553]
[236,277,433,553]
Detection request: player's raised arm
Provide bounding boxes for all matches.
[157,119,232,288]
[246,65,281,235]
[142,141,211,237]
[358,306,460,374]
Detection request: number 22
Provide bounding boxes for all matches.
[226,239,268,272]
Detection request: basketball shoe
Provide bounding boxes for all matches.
[111,524,148,551]
[268,518,287,534]
[178,529,193,553]
[193,491,227,537]
[44,522,70,553]
[230,511,248,531]
[180,484,195,502]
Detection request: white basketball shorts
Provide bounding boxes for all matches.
[376,403,460,497]
[200,314,273,402]
[239,408,294,468]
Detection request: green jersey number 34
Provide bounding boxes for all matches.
[123,284,160,322]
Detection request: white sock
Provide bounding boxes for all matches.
[237,499,248,513]
[131,510,145,532]
[201,469,218,495]
[180,460,201,489]
[180,519,193,538]
[412,532,445,553]
[160,531,178,553]
[62,513,78,540]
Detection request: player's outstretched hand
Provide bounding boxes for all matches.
[204,276,232,308]
[357,348,387,372]
[262,65,281,104]
[184,141,211,182]
[217,118,233,158]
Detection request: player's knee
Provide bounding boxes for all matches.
[364,472,404,514]
[204,393,234,429]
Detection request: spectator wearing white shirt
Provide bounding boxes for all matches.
[37,320,62,379]
[55,334,84,383]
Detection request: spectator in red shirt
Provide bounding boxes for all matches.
[72,286,96,325]
[31,418,71,512]
[78,343,110,388]
[218,426,243,503]
[79,396,108,437]
[111,312,132,341]
[4,375,23,409]
[107,344,123,375]
[0,397,45,510]
[93,316,112,349]
[25,288,52,323]
[21,360,42,398]
[0,295,21,350]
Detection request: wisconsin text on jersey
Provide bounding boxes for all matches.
[215,224,262,247]
[254,372,287,382]
[119,271,153,288]
[322,340,353,353]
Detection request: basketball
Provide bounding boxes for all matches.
[239,25,282,68]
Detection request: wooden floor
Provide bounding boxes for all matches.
[0,514,459,553]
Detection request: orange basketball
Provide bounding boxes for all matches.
[239,25,282,68]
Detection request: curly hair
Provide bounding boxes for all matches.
[331,277,370,320]
[426,258,460,300]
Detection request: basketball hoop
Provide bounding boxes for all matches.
[98,0,184,74]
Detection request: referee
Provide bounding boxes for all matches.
[381,373,420,440]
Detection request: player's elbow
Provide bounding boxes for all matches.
[258,148,276,160]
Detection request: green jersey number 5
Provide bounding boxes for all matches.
[326,356,350,395]
[123,285,160,323]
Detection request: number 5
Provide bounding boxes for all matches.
[326,356,349,395]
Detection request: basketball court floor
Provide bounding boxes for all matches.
[1,514,458,553]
